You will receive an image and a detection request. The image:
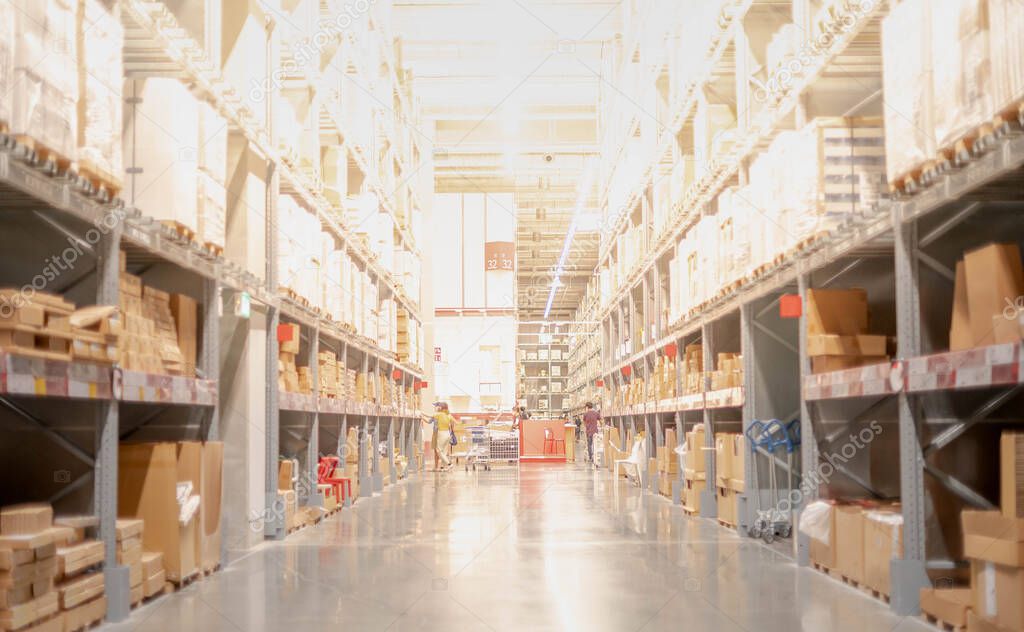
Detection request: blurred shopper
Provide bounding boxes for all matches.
[432,402,455,471]
[582,402,601,465]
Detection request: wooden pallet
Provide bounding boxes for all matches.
[716,519,736,529]
[812,562,836,577]
[992,99,1024,136]
[202,242,224,258]
[201,563,222,577]
[168,570,200,589]
[862,585,890,604]
[77,159,123,201]
[161,221,197,243]
[14,135,75,173]
[921,613,965,632]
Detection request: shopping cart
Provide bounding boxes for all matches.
[487,428,520,466]
[465,426,490,471]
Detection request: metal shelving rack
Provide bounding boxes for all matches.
[0,0,428,624]
[516,324,570,415]
[575,0,1024,618]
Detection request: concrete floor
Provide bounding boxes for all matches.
[106,464,935,631]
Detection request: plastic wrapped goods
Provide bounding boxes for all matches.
[76,0,122,183]
[989,0,1024,114]
[881,0,934,184]
[931,0,992,149]
[11,0,78,158]
[123,78,199,230]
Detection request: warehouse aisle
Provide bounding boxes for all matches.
[107,466,932,632]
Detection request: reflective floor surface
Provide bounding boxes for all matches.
[105,464,935,631]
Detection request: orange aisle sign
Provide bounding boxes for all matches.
[485,242,515,271]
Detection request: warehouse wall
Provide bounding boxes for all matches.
[433,316,516,412]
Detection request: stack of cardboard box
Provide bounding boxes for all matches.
[806,288,889,374]
[654,356,676,400]
[950,243,1024,351]
[714,432,745,526]
[683,344,703,394]
[656,429,679,497]
[117,255,195,376]
[805,499,902,597]
[53,518,106,628]
[115,519,145,606]
[142,287,188,376]
[277,323,308,394]
[683,427,706,513]
[317,350,341,398]
[118,442,221,587]
[0,504,64,631]
[958,431,1024,631]
[709,353,742,391]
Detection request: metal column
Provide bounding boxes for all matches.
[700,322,717,518]
[891,208,930,615]
[305,326,322,507]
[264,157,284,539]
[95,222,129,621]
[739,302,755,533]
[796,273,814,564]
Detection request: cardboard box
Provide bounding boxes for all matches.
[684,428,706,472]
[834,505,865,583]
[971,560,1024,631]
[806,288,868,335]
[143,569,165,598]
[714,433,734,487]
[0,505,52,536]
[278,460,294,492]
[809,503,837,569]
[1002,432,1024,519]
[807,334,887,357]
[141,552,162,579]
[684,478,706,513]
[729,434,745,492]
[968,611,1018,632]
[962,510,1024,566]
[118,443,198,584]
[863,509,902,595]
[951,260,973,351]
[963,243,1024,348]
[55,541,103,578]
[169,294,197,377]
[717,487,737,525]
[920,587,971,629]
[277,323,300,355]
[200,442,223,572]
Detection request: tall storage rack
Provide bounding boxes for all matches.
[517,324,569,414]
[573,0,1024,618]
[0,0,428,623]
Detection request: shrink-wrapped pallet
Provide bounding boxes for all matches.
[881,0,934,184]
[123,78,199,231]
[198,100,227,185]
[989,0,1024,113]
[196,171,226,250]
[77,0,122,186]
[931,0,992,150]
[11,0,78,158]
[0,1,13,126]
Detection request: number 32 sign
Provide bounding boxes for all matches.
[484,241,515,271]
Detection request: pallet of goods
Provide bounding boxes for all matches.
[949,242,1024,351]
[806,288,891,374]
[76,0,123,200]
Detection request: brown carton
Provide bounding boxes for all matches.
[963,243,1024,348]
[835,505,865,583]
[0,505,53,536]
[807,334,887,357]
[808,503,837,569]
[920,587,970,629]
[200,442,223,572]
[863,509,902,595]
[169,294,197,377]
[962,510,1024,566]
[951,260,974,351]
[971,560,1024,631]
[806,288,869,335]
[1001,432,1024,519]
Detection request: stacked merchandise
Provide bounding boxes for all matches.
[682,344,703,395]
[344,427,360,498]
[114,519,145,607]
[0,504,65,631]
[196,101,228,250]
[118,263,194,376]
[76,0,123,194]
[714,432,745,527]
[682,428,706,513]
[53,517,107,630]
[709,353,742,391]
[949,243,1024,351]
[277,461,323,533]
[276,195,322,306]
[805,289,889,374]
[656,428,679,498]
[276,324,310,395]
[118,442,220,586]
[653,356,675,400]
[317,351,343,398]
[5,0,78,163]
[883,0,1024,189]
[959,431,1024,631]
[0,290,120,364]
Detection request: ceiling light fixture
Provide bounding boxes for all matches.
[544,159,595,319]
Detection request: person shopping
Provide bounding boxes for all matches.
[431,401,456,471]
[582,402,601,465]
